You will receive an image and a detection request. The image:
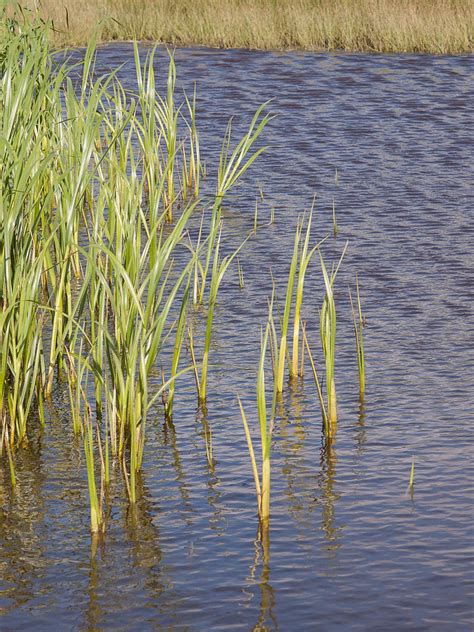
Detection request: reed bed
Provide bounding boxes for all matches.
[0,6,271,529]
[1,6,373,541]
[25,0,473,53]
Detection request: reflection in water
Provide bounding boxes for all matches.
[162,418,194,520]
[250,527,278,632]
[319,439,342,559]
[279,381,317,531]
[354,401,367,458]
[85,539,104,631]
[0,431,46,614]
[124,474,164,565]
[195,405,226,534]
[82,472,181,630]
[196,404,214,469]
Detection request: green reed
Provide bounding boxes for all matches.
[349,274,366,402]
[318,242,348,434]
[239,321,273,528]
[163,287,190,420]
[409,457,415,491]
[275,218,301,393]
[303,326,329,435]
[0,7,376,541]
[198,102,271,303]
[290,206,324,379]
[198,227,247,402]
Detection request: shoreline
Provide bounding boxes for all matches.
[85,39,474,57]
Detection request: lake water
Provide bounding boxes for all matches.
[1,45,473,630]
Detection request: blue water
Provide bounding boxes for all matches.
[1,46,473,630]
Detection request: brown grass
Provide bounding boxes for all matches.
[26,0,473,53]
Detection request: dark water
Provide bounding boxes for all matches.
[1,46,473,630]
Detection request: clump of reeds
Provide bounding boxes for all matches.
[275,208,324,392]
[301,243,347,437]
[1,6,274,526]
[1,6,378,545]
[318,243,348,433]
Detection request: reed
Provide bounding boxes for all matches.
[155,53,178,222]
[198,102,271,303]
[184,85,201,198]
[303,327,329,435]
[290,206,322,379]
[163,287,190,420]
[275,218,301,393]
[318,242,348,433]
[237,258,245,289]
[332,199,338,237]
[409,458,415,490]
[84,402,105,534]
[238,321,272,527]
[275,211,325,390]
[198,228,248,402]
[349,274,366,401]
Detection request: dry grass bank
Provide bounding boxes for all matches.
[25,0,473,53]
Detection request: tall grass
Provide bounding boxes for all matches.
[28,0,473,53]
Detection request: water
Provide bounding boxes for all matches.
[1,46,473,630]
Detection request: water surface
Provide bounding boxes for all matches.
[1,46,473,631]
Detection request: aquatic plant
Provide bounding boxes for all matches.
[303,327,329,435]
[163,287,190,420]
[84,402,105,534]
[239,321,273,528]
[349,274,366,402]
[332,199,338,237]
[275,218,301,393]
[237,258,245,289]
[198,228,248,403]
[318,242,348,433]
[290,206,322,379]
[276,210,325,389]
[408,457,415,492]
[198,102,271,303]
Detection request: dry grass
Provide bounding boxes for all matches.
[26,0,473,53]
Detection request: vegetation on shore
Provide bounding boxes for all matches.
[25,0,473,54]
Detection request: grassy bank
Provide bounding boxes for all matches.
[25,0,473,53]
